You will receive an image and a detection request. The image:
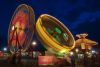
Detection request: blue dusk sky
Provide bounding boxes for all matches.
[0,0,100,49]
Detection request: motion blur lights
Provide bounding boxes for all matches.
[59,49,69,54]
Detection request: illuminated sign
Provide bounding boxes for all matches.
[38,56,55,65]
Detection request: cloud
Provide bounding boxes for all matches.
[71,11,100,29]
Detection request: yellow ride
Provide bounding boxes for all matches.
[36,14,75,55]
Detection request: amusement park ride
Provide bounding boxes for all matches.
[36,14,75,55]
[8,4,35,53]
[8,4,75,56]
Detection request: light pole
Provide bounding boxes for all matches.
[31,41,37,58]
[70,51,76,67]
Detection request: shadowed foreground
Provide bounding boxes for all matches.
[0,59,83,67]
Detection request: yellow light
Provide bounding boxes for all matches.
[15,22,20,28]
[75,48,79,53]
[70,52,74,55]
[60,49,66,53]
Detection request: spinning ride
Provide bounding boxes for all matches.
[36,14,75,55]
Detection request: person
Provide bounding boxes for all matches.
[12,53,16,64]
[71,55,75,67]
[83,54,88,67]
[16,51,22,64]
[91,54,96,67]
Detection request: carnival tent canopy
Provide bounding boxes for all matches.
[75,33,97,46]
[76,38,97,46]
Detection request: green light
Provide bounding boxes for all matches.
[63,33,68,40]
[47,28,53,34]
[54,35,61,43]
[55,27,62,34]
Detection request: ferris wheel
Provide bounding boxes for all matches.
[8,4,35,53]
